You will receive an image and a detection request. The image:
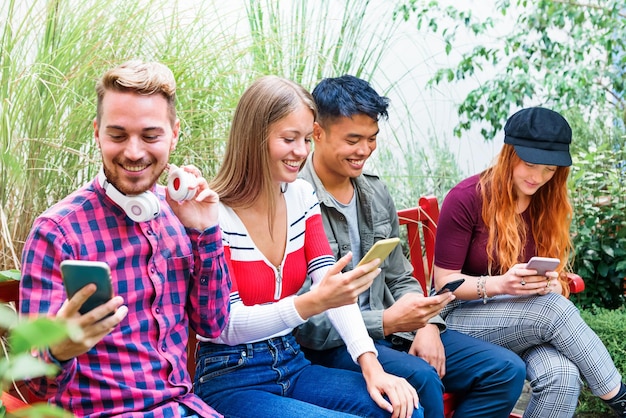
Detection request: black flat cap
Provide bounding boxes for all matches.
[504,107,572,166]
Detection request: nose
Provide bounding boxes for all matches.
[356,140,373,156]
[124,136,144,161]
[294,138,309,157]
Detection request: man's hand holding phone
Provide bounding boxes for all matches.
[53,261,128,362]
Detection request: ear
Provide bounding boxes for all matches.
[170,119,180,151]
[313,122,324,144]
[93,118,101,148]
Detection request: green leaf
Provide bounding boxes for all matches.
[3,352,59,382]
[0,269,20,281]
[8,318,71,354]
[10,402,75,417]
[0,304,18,330]
[601,245,615,258]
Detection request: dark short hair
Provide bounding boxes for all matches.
[312,75,389,126]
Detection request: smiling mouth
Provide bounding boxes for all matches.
[123,164,149,172]
[283,160,302,168]
[347,159,365,167]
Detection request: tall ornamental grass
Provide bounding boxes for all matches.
[1,0,425,272]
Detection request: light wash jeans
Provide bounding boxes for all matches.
[194,334,424,418]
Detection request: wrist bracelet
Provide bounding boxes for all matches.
[480,276,489,304]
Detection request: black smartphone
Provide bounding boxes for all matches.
[434,278,465,295]
[60,260,113,315]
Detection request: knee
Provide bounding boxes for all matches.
[404,363,443,395]
[529,360,581,396]
[535,293,580,329]
[489,351,527,392]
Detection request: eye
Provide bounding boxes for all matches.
[108,133,125,141]
[545,166,557,172]
[305,136,313,143]
[143,135,159,141]
[282,137,295,143]
[525,162,535,168]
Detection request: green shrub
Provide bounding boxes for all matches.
[568,142,626,310]
[576,307,626,416]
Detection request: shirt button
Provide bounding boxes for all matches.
[200,276,208,285]
[155,307,161,314]
[161,344,167,352]
[150,267,155,274]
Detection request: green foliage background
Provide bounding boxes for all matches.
[1,0,443,273]
[397,0,626,310]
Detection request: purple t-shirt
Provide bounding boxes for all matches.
[435,174,536,276]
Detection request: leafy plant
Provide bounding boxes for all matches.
[576,307,626,415]
[569,142,626,309]
[0,0,411,275]
[394,0,626,141]
[0,303,78,417]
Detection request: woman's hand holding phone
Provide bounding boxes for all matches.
[502,257,561,296]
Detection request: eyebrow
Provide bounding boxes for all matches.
[105,125,165,132]
[347,129,379,139]
[280,128,313,136]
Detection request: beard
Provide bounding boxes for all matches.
[102,159,166,196]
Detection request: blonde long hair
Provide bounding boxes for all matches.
[479,145,573,295]
[210,76,316,232]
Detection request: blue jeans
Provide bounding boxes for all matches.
[303,329,525,418]
[194,334,423,418]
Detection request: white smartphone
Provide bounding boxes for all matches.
[356,237,400,272]
[525,256,560,276]
[61,260,113,315]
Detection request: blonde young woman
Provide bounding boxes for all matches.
[193,76,421,418]
[434,107,626,418]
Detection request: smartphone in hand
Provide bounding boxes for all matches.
[356,238,401,272]
[525,256,560,276]
[434,278,465,295]
[61,260,113,315]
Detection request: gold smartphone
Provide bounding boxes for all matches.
[356,237,401,272]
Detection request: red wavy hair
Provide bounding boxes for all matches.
[479,145,573,296]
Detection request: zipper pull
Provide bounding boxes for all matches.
[274,265,282,300]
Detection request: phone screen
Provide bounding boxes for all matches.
[435,278,465,295]
[61,260,113,315]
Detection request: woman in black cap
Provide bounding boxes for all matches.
[432,107,626,417]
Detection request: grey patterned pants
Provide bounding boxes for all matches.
[442,293,622,418]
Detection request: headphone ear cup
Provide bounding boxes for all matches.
[123,192,161,223]
[168,167,197,201]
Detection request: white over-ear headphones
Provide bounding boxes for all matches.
[167,164,198,202]
[98,170,160,223]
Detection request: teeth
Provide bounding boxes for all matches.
[347,159,364,167]
[284,161,301,167]
[124,165,147,172]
